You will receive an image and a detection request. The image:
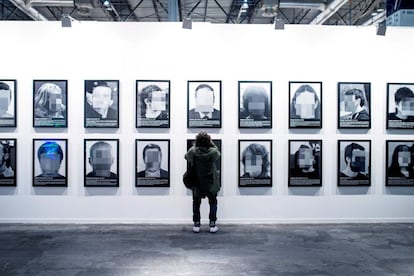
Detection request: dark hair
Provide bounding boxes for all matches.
[394,87,414,104]
[0,82,10,91]
[195,84,214,98]
[86,81,110,94]
[242,86,270,117]
[142,143,162,160]
[89,141,112,158]
[345,88,366,107]
[37,142,63,161]
[241,143,270,174]
[294,144,314,167]
[291,84,321,119]
[195,131,212,148]
[389,144,410,170]
[344,142,365,163]
[139,85,162,115]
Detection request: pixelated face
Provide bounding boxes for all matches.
[195,87,214,113]
[0,89,11,113]
[398,151,411,167]
[144,148,161,172]
[247,95,266,117]
[91,147,112,170]
[48,92,63,113]
[39,152,61,174]
[92,86,112,110]
[295,91,316,119]
[350,149,365,172]
[149,91,167,111]
[344,94,357,112]
[298,147,314,169]
[398,98,414,116]
[244,150,263,177]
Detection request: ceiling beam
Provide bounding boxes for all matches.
[310,0,348,24]
[27,0,74,7]
[8,0,48,20]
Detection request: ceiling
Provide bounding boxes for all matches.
[0,0,386,26]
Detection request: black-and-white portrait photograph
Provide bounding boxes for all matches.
[239,140,272,187]
[0,80,16,127]
[33,80,67,128]
[338,82,371,129]
[187,139,221,186]
[187,81,221,128]
[0,139,16,186]
[239,81,272,128]
[33,139,67,187]
[289,81,322,128]
[288,140,322,187]
[338,140,371,186]
[84,139,119,187]
[84,80,119,128]
[136,139,170,187]
[136,80,170,128]
[387,83,414,129]
[386,140,414,186]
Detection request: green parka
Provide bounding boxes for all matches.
[185,145,221,197]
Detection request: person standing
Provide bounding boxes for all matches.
[185,131,221,233]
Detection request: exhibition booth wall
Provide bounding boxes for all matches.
[0,21,413,223]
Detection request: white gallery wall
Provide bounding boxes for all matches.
[0,21,413,223]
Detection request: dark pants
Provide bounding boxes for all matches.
[192,194,217,223]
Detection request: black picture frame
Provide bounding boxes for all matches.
[187,80,222,128]
[386,140,414,186]
[238,81,272,128]
[33,139,67,187]
[289,81,322,129]
[136,139,170,187]
[33,80,68,128]
[84,139,119,187]
[84,80,119,128]
[0,139,16,186]
[0,79,17,127]
[338,140,371,186]
[288,140,322,187]
[136,80,170,128]
[238,140,272,187]
[187,139,222,187]
[386,83,414,129]
[338,82,371,129]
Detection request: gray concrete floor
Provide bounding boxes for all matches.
[0,223,413,275]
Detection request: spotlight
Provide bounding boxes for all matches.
[182,17,192,29]
[103,0,110,7]
[274,17,284,30]
[376,20,386,36]
[61,14,72,28]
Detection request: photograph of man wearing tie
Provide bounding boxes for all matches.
[188,81,221,128]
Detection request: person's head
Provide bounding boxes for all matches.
[390,144,411,169]
[291,85,320,119]
[89,141,113,175]
[344,88,367,113]
[195,131,212,148]
[34,82,64,116]
[394,87,414,117]
[139,85,167,116]
[194,84,215,113]
[344,143,366,172]
[0,82,12,115]
[142,144,162,173]
[241,143,270,177]
[37,142,63,175]
[294,144,315,170]
[242,86,270,118]
[86,81,113,114]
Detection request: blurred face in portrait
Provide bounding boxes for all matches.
[397,97,414,117]
[247,95,266,118]
[144,90,167,118]
[195,87,214,113]
[89,144,113,176]
[344,94,359,113]
[91,86,113,113]
[295,91,317,119]
[397,147,411,168]
[297,147,314,170]
[244,149,263,177]
[0,88,11,115]
[39,150,62,175]
[349,149,365,172]
[48,90,63,114]
[144,148,162,173]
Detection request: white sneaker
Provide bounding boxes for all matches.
[209,226,219,233]
[192,223,200,233]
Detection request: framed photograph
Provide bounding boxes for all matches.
[387,83,414,129]
[0,139,16,186]
[0,80,17,127]
[386,140,414,186]
[33,139,67,187]
[187,80,222,128]
[84,139,119,187]
[187,139,221,186]
[338,82,371,129]
[239,140,272,187]
[238,81,272,128]
[84,80,119,128]
[136,80,170,128]
[33,80,67,128]
[288,140,322,187]
[136,139,170,187]
[289,81,322,128]
[338,140,371,186]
